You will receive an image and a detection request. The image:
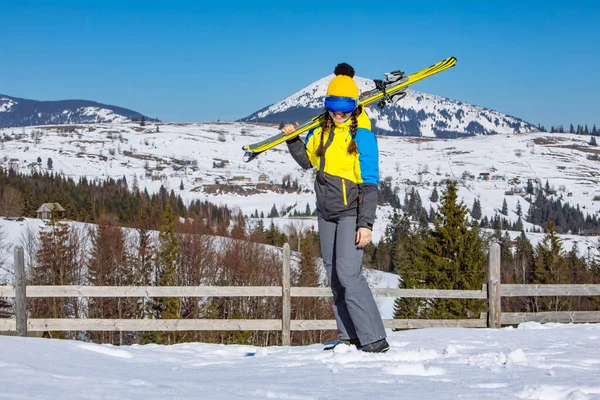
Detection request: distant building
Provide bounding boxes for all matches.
[478,172,490,181]
[258,173,269,182]
[229,176,252,183]
[213,158,231,168]
[36,203,66,220]
[194,177,204,183]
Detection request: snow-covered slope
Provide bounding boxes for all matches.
[241,74,538,137]
[1,122,599,254]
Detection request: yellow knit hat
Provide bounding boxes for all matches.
[326,63,359,100]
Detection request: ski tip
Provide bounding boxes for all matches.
[243,151,258,163]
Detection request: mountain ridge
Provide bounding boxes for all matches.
[240,74,538,138]
[0,93,155,128]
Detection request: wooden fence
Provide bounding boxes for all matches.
[1,243,600,345]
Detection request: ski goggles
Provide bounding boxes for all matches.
[324,96,358,114]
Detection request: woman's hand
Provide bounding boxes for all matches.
[281,122,299,136]
[355,227,372,248]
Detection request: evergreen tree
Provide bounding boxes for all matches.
[590,136,597,146]
[430,187,439,202]
[514,217,524,232]
[393,214,426,319]
[501,198,508,216]
[268,204,279,218]
[408,180,487,319]
[526,179,534,195]
[154,205,181,344]
[471,198,482,220]
[532,220,570,312]
[516,200,522,217]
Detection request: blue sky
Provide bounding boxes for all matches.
[1,0,599,128]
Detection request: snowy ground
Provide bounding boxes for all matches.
[1,323,600,399]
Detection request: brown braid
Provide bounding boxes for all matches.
[347,105,362,154]
[316,111,332,157]
[317,105,362,157]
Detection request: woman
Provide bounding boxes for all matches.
[282,63,389,353]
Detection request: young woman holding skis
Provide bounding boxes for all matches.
[282,63,389,353]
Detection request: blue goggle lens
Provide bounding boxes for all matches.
[324,96,358,114]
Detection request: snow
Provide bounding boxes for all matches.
[1,122,600,255]
[0,97,16,113]
[77,106,130,123]
[1,323,600,399]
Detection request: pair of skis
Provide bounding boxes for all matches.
[242,57,457,162]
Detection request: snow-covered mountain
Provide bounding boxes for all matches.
[241,74,538,137]
[0,94,155,128]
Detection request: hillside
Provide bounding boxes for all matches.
[0,94,154,128]
[1,121,600,258]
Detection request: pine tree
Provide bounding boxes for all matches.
[393,214,426,319]
[409,180,487,319]
[515,217,524,232]
[471,198,482,220]
[154,205,181,344]
[501,198,508,216]
[526,179,534,195]
[516,200,522,217]
[532,220,570,312]
[268,204,279,218]
[430,187,439,202]
[590,136,597,146]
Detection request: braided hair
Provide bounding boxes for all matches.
[315,105,362,157]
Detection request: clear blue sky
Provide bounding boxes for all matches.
[1,0,599,128]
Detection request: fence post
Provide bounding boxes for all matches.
[487,242,501,328]
[14,246,27,337]
[282,243,291,346]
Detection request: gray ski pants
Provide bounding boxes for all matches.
[318,216,386,345]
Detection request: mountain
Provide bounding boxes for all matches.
[240,74,538,138]
[0,94,155,128]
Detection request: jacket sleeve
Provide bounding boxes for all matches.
[286,129,315,170]
[355,128,379,229]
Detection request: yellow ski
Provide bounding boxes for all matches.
[243,57,457,162]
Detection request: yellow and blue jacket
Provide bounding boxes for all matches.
[287,109,379,229]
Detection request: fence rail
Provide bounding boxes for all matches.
[2,243,600,345]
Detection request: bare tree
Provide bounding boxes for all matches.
[87,217,134,345]
[0,187,24,217]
